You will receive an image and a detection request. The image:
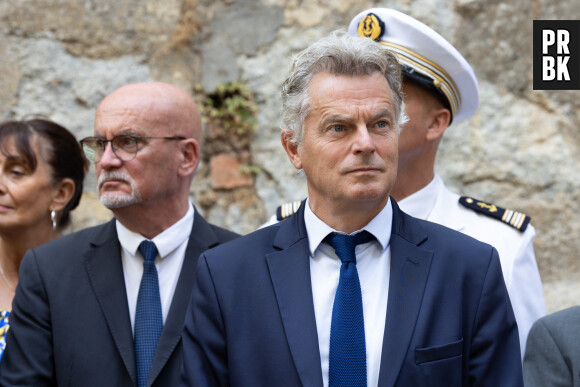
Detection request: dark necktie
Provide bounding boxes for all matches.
[325,230,375,387]
[135,240,163,387]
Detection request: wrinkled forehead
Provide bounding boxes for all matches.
[94,97,171,137]
[307,72,395,110]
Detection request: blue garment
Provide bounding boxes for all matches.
[326,232,374,387]
[0,310,10,360]
[0,211,239,386]
[135,240,163,387]
[181,199,524,386]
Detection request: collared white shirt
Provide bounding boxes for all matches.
[117,203,194,332]
[396,174,440,220]
[305,198,392,387]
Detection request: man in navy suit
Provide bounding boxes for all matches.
[181,32,523,386]
[0,82,238,386]
[264,8,545,359]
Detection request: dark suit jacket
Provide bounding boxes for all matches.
[523,306,580,387]
[181,199,523,387]
[0,209,238,387]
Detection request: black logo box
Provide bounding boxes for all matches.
[533,20,580,90]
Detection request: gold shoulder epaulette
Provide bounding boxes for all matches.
[276,200,304,221]
[459,196,531,232]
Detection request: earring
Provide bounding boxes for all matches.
[51,210,57,230]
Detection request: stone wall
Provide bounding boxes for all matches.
[1,0,579,312]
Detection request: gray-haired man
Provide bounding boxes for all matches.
[181,31,522,386]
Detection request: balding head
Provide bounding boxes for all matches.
[96,82,202,144]
[92,82,202,237]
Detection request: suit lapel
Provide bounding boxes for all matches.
[149,209,222,384]
[84,220,137,385]
[266,206,324,387]
[378,201,434,387]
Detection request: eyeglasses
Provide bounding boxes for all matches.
[80,135,186,163]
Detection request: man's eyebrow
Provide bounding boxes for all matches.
[94,130,138,139]
[318,108,395,129]
[117,130,138,136]
[319,115,352,128]
[369,109,395,122]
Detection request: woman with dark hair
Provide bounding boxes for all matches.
[0,118,87,359]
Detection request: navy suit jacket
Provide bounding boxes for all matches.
[0,209,238,387]
[181,199,523,386]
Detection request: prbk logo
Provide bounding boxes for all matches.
[533,20,580,90]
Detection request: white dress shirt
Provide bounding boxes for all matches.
[117,203,194,331]
[305,198,392,387]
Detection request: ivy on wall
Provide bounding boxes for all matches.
[197,81,259,157]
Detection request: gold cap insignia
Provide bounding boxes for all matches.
[357,13,385,42]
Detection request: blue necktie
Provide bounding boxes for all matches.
[135,240,163,387]
[325,231,374,387]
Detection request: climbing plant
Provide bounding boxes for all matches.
[198,81,259,156]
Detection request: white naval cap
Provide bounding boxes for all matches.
[348,8,479,123]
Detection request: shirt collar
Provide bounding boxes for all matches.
[397,174,442,220]
[304,197,393,256]
[116,203,194,259]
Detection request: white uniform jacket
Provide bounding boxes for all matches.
[398,174,545,357]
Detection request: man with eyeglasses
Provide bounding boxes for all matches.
[0,82,239,387]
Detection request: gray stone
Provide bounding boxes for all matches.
[0,39,21,121]
[200,0,284,91]
[200,35,240,91]
[0,0,182,58]
[7,39,152,137]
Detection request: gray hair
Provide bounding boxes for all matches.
[281,30,407,144]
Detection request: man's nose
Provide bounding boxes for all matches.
[98,141,122,168]
[353,126,376,154]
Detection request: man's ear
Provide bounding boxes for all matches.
[425,108,451,142]
[280,129,303,170]
[178,139,200,176]
[50,178,75,212]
